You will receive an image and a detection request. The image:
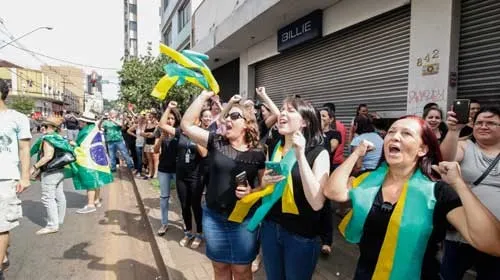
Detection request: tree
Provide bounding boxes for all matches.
[118,46,200,113]
[8,95,34,115]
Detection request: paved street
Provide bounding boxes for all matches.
[5,169,162,280]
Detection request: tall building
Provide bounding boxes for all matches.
[192,0,500,121]
[160,0,200,50]
[124,0,138,57]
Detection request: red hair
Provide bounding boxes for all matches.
[398,115,443,181]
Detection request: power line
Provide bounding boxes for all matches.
[0,40,120,71]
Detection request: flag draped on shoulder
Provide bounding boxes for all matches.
[72,124,113,190]
[30,132,79,178]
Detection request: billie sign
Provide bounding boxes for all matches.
[277,10,322,52]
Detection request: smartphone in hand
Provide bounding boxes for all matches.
[235,171,247,186]
[453,99,470,124]
[265,161,282,176]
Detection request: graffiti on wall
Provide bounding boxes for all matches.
[407,88,447,115]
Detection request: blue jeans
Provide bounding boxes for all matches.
[261,220,320,280]
[441,240,500,280]
[135,146,143,172]
[108,141,134,171]
[158,172,175,226]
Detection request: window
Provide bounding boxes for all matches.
[178,1,190,32]
[129,4,137,14]
[130,38,137,51]
[163,25,172,46]
[129,21,137,32]
[163,0,169,10]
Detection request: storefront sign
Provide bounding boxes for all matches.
[277,10,322,52]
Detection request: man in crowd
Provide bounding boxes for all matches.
[0,79,31,280]
[64,111,80,141]
[99,110,134,172]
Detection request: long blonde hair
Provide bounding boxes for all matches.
[232,104,260,149]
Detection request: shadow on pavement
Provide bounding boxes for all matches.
[21,191,88,227]
[98,209,153,243]
[60,242,160,280]
[142,197,160,209]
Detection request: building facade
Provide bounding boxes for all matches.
[160,0,203,50]
[124,0,139,57]
[0,65,71,116]
[192,0,500,125]
[40,65,85,113]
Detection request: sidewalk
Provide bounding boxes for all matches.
[134,177,359,280]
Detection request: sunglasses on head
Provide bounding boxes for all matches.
[225,112,246,121]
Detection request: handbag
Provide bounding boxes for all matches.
[43,150,76,172]
[473,153,500,186]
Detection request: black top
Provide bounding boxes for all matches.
[354,181,462,280]
[267,139,326,238]
[259,120,270,143]
[175,128,202,179]
[459,125,473,138]
[158,131,179,174]
[144,127,156,145]
[205,132,266,214]
[323,130,342,158]
[65,116,79,130]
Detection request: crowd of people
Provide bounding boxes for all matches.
[1,74,499,280]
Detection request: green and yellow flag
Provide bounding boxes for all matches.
[72,124,113,190]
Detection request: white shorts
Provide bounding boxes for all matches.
[0,180,22,232]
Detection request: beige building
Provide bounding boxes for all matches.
[41,65,85,112]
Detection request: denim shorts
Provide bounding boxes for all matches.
[202,204,259,264]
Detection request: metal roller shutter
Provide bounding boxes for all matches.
[458,0,500,104]
[255,5,411,126]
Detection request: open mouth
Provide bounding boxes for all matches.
[388,144,401,155]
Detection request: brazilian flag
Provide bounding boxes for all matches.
[30,132,79,178]
[72,124,113,190]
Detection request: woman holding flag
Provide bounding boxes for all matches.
[30,116,69,235]
[74,112,114,214]
[181,91,265,280]
[324,116,500,279]
[243,95,330,279]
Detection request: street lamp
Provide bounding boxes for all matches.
[0,26,53,50]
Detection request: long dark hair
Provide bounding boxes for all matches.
[170,108,182,128]
[398,115,442,181]
[283,96,323,148]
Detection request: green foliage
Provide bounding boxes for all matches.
[118,50,201,113]
[103,98,121,111]
[8,95,34,115]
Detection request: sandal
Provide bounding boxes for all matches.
[190,234,203,249]
[179,232,193,247]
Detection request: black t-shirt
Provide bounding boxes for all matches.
[323,130,342,157]
[175,128,202,179]
[354,181,462,280]
[144,127,156,145]
[65,115,79,130]
[158,131,179,173]
[267,139,326,238]
[459,125,473,138]
[205,132,266,214]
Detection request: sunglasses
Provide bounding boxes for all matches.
[225,112,246,121]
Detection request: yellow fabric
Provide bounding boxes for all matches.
[372,180,409,279]
[228,145,299,222]
[151,76,179,100]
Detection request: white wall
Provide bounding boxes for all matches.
[406,0,460,115]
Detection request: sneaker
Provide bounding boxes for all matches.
[321,245,332,256]
[36,227,58,235]
[76,205,97,214]
[179,233,193,247]
[157,225,168,236]
[190,234,203,249]
[95,200,102,208]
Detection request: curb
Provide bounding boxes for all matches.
[125,169,172,280]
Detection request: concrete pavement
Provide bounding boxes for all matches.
[6,168,163,280]
[134,176,360,280]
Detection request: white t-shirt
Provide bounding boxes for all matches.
[0,109,32,180]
